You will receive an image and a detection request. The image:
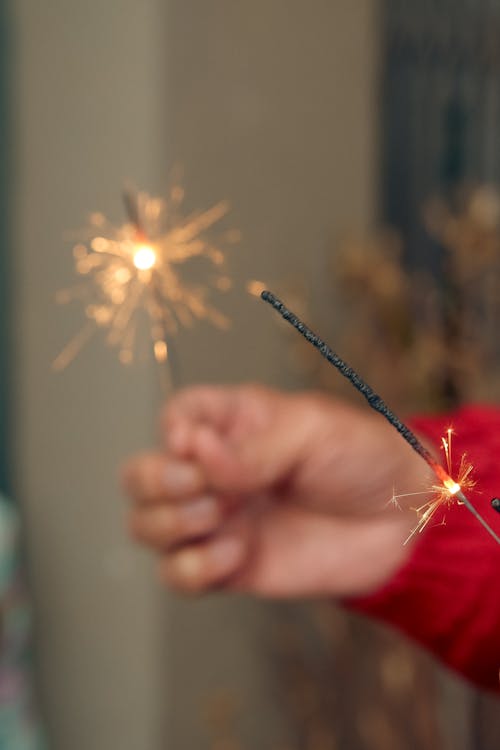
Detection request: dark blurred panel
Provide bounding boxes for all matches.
[382,0,500,265]
[382,4,500,748]
[0,0,11,495]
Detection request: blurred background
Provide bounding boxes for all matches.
[1,0,500,748]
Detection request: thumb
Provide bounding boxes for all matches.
[191,417,309,495]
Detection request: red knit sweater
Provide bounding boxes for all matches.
[352,405,500,692]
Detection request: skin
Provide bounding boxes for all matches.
[122,385,435,599]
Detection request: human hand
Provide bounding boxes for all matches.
[122,385,433,597]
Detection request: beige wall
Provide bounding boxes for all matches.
[165,0,381,390]
[164,1,381,747]
[14,1,168,749]
[13,1,381,748]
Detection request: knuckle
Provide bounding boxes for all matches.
[243,382,271,401]
[159,557,208,594]
[160,510,182,541]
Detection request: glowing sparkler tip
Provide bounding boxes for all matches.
[247,280,267,297]
[443,478,461,496]
[133,244,157,271]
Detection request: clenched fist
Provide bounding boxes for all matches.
[122,385,433,598]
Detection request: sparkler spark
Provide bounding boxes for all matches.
[261,290,500,546]
[393,428,477,543]
[54,186,238,372]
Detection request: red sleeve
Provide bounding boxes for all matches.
[350,405,500,692]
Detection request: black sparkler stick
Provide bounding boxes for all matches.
[261,290,442,477]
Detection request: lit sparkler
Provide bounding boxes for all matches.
[261,290,500,546]
[54,185,237,374]
[392,428,476,543]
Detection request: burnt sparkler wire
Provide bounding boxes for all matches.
[261,290,500,546]
[123,187,176,394]
[123,187,145,236]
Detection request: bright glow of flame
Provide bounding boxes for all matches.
[443,477,461,495]
[133,244,157,271]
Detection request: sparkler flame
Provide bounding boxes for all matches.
[397,428,477,544]
[133,244,157,271]
[54,186,238,371]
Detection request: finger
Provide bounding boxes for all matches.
[129,495,221,550]
[161,386,239,456]
[190,409,311,494]
[121,453,205,506]
[159,523,250,594]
